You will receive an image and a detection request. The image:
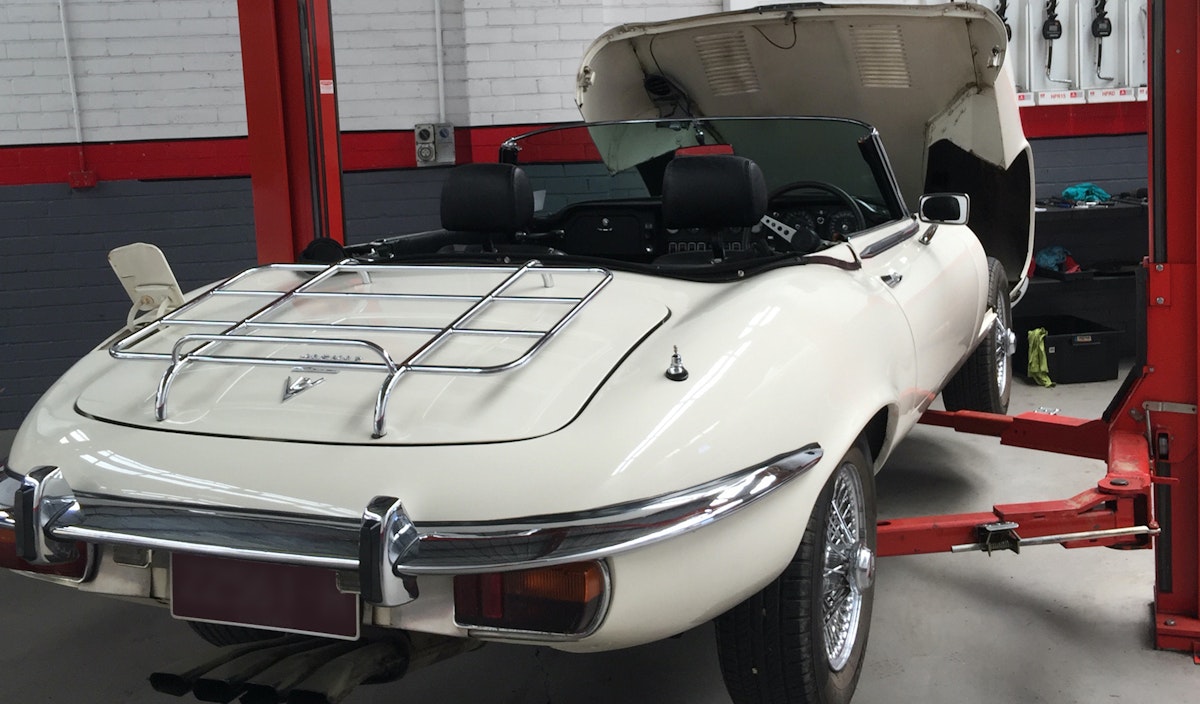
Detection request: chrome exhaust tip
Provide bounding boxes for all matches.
[239,641,361,704]
[149,637,298,698]
[150,629,481,703]
[191,638,328,702]
[285,642,408,704]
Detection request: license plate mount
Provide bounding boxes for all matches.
[171,552,360,640]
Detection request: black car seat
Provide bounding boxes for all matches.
[439,163,548,254]
[657,154,768,265]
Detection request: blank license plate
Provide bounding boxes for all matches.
[171,553,359,640]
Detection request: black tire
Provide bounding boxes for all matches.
[715,441,877,704]
[187,620,278,647]
[941,257,1012,414]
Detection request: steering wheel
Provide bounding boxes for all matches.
[761,181,867,249]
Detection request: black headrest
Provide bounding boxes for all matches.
[441,163,534,232]
[661,155,767,229]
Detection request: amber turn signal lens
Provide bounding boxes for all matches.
[0,528,90,580]
[454,561,606,635]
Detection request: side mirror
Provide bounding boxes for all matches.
[918,193,970,225]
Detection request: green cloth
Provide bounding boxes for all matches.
[1027,327,1055,387]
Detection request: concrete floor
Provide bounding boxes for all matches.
[1,370,1196,703]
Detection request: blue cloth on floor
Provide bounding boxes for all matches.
[1062,182,1111,203]
[1036,246,1070,271]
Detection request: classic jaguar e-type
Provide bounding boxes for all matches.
[1,3,1033,703]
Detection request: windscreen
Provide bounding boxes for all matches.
[506,117,901,219]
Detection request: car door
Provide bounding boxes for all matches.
[849,218,986,411]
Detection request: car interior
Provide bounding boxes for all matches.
[345,154,896,272]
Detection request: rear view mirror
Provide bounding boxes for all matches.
[918,193,970,225]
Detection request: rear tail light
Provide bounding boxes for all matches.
[0,527,91,580]
[454,561,607,635]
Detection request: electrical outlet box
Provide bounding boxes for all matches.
[415,122,455,167]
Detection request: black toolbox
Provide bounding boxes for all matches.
[1013,315,1123,384]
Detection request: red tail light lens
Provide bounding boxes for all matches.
[454,561,607,635]
[0,528,91,580]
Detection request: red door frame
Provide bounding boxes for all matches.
[236,0,345,264]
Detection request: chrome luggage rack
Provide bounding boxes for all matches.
[110,259,612,438]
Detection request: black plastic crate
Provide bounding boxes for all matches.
[1013,315,1122,384]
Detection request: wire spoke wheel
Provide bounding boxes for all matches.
[821,463,868,671]
[942,257,1012,414]
[715,440,876,704]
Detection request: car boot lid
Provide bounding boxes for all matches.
[75,261,668,445]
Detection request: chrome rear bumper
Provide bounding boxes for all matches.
[1,443,822,606]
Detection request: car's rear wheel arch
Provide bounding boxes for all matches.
[714,436,877,704]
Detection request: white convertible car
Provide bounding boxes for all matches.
[1,4,1032,704]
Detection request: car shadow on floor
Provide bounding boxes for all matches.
[875,432,989,518]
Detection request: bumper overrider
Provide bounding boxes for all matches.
[1,444,821,638]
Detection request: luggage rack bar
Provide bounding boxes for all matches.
[109,259,612,438]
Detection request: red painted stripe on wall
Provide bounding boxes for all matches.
[0,105,1148,188]
[0,138,251,186]
[1019,100,1148,139]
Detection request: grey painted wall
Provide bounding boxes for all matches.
[1033,134,1148,200]
[1,179,258,430]
[0,134,1150,429]
[343,169,448,244]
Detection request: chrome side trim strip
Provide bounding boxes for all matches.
[394,443,824,575]
[48,498,361,571]
[859,221,921,259]
[54,525,359,571]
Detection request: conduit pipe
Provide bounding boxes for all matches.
[57,0,94,187]
[434,0,445,122]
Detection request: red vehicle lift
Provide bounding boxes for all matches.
[234,0,1199,661]
[236,0,345,265]
[878,0,1200,661]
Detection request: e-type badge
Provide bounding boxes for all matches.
[282,375,324,402]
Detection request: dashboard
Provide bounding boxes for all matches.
[767,203,862,240]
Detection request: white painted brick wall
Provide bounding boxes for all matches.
[0,0,724,147]
[0,0,244,146]
[458,0,720,125]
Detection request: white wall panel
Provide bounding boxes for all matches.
[0,0,725,146]
[0,0,244,146]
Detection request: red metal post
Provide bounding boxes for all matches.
[236,0,345,265]
[1120,0,1200,657]
[308,0,346,242]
